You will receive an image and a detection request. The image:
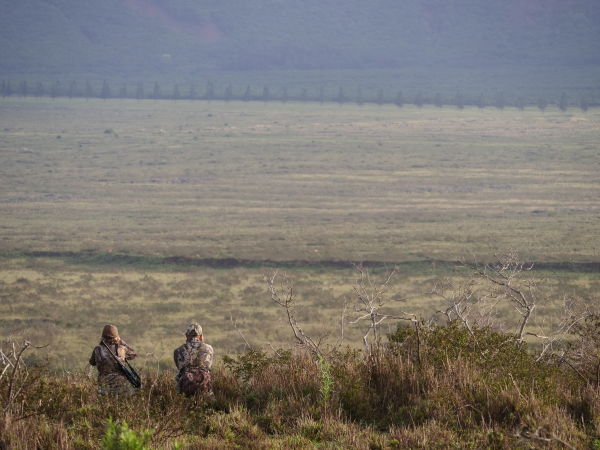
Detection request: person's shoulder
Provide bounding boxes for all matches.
[174,343,186,353]
[202,343,214,352]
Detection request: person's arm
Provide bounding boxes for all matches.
[205,344,214,370]
[89,347,97,366]
[174,347,183,370]
[120,339,137,360]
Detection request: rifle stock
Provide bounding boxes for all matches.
[101,341,142,389]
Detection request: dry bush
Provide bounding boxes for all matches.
[389,420,460,449]
[0,335,596,449]
[2,253,599,448]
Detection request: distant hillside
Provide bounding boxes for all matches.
[2,0,600,74]
[1,0,599,99]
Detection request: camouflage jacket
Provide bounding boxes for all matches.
[174,340,214,378]
[89,339,137,389]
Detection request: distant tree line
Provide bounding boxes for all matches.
[0,79,593,112]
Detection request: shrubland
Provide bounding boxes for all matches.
[2,316,600,448]
[2,255,599,449]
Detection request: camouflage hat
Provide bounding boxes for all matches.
[102,324,119,340]
[186,323,203,336]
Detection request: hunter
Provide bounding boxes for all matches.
[89,324,138,396]
[174,322,214,397]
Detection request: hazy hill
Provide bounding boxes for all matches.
[2,0,599,81]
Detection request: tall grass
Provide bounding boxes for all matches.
[2,320,599,449]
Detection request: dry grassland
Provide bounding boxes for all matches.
[0,98,598,261]
[0,98,599,367]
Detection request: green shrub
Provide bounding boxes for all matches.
[317,354,333,404]
[222,348,291,382]
[101,418,152,450]
[389,321,554,393]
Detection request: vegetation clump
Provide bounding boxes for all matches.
[2,318,599,448]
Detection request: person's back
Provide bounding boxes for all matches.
[174,323,214,397]
[89,324,137,396]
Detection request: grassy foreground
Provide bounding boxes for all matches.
[2,319,600,449]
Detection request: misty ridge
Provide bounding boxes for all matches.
[1,0,599,83]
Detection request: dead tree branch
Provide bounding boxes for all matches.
[267,271,322,358]
[474,250,537,342]
[349,265,414,356]
[230,313,252,350]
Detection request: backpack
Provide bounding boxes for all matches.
[178,367,211,397]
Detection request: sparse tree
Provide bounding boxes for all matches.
[224,84,232,102]
[432,251,589,365]
[559,92,568,111]
[414,91,424,107]
[433,93,443,108]
[189,83,197,100]
[376,87,384,105]
[356,86,363,106]
[85,80,93,99]
[281,87,288,103]
[476,93,485,109]
[562,313,600,385]
[1,340,46,416]
[336,87,346,105]
[494,91,505,109]
[172,84,180,101]
[101,80,110,100]
[432,277,480,339]
[119,83,127,99]
[267,272,324,358]
[579,96,588,112]
[243,85,251,101]
[454,91,464,109]
[319,86,325,104]
[537,97,548,111]
[205,80,215,100]
[299,87,308,102]
[475,251,538,342]
[349,266,415,356]
[68,80,77,99]
[2,80,12,97]
[152,82,161,100]
[135,82,144,100]
[266,271,349,359]
[35,81,45,97]
[516,96,525,110]
[51,80,60,99]
[19,80,28,97]
[262,85,270,102]
[394,90,404,107]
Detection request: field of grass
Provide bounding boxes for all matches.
[1,98,598,261]
[0,97,599,368]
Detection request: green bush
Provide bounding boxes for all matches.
[222,348,291,382]
[389,321,554,392]
[101,418,152,450]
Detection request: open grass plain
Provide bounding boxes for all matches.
[0,97,599,368]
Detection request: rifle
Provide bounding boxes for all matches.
[101,341,142,389]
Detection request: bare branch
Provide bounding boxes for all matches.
[349,266,404,356]
[230,313,252,350]
[267,271,322,358]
